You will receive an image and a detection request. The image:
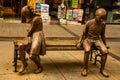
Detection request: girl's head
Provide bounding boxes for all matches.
[21,5,34,19]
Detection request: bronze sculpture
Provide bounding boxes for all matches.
[77,8,109,77]
[17,5,46,74]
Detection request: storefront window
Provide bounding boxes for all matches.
[84,0,120,24]
[110,0,120,23]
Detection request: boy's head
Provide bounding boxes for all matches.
[21,5,34,19]
[95,8,107,23]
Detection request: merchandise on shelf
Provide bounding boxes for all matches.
[41,15,51,23]
[67,20,81,25]
[35,3,51,23]
[59,18,67,25]
[66,9,73,20]
[73,9,78,18]
[76,9,83,21]
[66,9,83,21]
[36,3,41,10]
[40,4,49,13]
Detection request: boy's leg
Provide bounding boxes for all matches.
[81,39,91,76]
[100,53,109,77]
[81,51,90,76]
[95,40,109,77]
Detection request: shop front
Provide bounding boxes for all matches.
[0,0,119,24]
[44,0,84,25]
[0,0,22,18]
[44,0,120,24]
[45,0,120,24]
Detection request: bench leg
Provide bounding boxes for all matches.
[94,54,100,64]
[89,51,93,61]
[13,48,18,72]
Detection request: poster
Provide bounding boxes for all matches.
[66,9,73,20]
[73,9,78,18]
[72,0,79,8]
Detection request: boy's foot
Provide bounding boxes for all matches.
[100,70,109,77]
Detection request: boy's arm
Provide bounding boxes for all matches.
[82,21,89,40]
[101,24,106,45]
[76,22,89,49]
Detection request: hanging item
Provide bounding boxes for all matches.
[41,4,50,23]
[36,0,45,4]
[28,0,36,9]
[72,0,79,8]
[58,0,66,19]
[41,0,45,4]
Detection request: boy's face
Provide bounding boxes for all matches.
[95,15,105,23]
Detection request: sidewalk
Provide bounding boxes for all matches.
[0,22,120,39]
[0,22,120,80]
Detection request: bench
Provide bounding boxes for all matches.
[13,38,107,72]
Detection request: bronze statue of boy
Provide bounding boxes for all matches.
[77,8,109,77]
[17,5,46,74]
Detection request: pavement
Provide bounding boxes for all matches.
[0,19,120,80]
